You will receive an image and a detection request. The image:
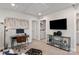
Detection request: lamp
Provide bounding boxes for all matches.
[0,22,8,49]
[3,24,6,49]
[4,26,8,49]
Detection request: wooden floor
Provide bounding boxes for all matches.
[12,39,79,55]
[77,44,79,54]
[28,39,79,55]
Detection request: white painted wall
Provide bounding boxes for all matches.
[0,9,38,48]
[0,6,77,52]
[75,7,79,44]
[45,7,76,52]
[0,23,4,50]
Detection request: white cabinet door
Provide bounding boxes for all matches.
[0,24,4,50]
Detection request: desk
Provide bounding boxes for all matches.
[11,35,29,48]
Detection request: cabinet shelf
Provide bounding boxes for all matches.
[47,35,71,51]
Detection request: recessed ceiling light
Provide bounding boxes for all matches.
[38,13,42,16]
[11,3,15,7]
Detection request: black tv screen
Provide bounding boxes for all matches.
[16,29,24,33]
[50,18,67,30]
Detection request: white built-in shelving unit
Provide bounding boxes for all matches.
[40,20,46,40]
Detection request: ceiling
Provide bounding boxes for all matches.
[0,3,75,17]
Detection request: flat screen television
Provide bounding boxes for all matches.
[50,18,67,30]
[16,29,24,34]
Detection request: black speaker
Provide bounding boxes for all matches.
[57,31,62,36]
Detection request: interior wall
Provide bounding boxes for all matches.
[0,9,38,48]
[45,7,76,52]
[75,7,79,45]
[0,6,77,51]
[0,23,4,50]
